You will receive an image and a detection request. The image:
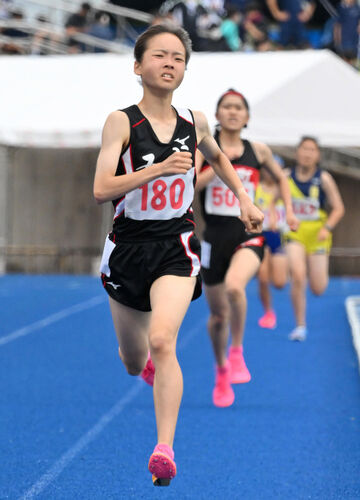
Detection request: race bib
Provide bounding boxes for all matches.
[204,167,256,217]
[125,170,195,220]
[292,198,320,221]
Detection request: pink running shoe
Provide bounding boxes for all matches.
[118,348,155,386]
[228,346,251,384]
[258,310,277,329]
[213,361,235,407]
[140,354,155,386]
[148,443,176,486]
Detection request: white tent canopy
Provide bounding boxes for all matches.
[1,49,359,148]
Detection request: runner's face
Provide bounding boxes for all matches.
[134,33,186,92]
[216,94,249,131]
[296,140,320,169]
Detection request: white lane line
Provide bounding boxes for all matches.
[345,295,360,372]
[19,380,144,500]
[18,316,206,500]
[0,296,106,347]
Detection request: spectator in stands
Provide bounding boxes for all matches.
[167,0,230,51]
[65,2,92,53]
[243,1,272,51]
[334,0,360,65]
[150,9,177,27]
[168,0,209,51]
[87,10,116,52]
[265,0,315,48]
[31,15,50,55]
[0,9,29,54]
[220,4,242,51]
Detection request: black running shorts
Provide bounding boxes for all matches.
[201,224,264,286]
[100,231,202,312]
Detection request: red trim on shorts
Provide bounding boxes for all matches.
[236,236,265,251]
[179,232,194,276]
[132,118,145,128]
[186,218,196,226]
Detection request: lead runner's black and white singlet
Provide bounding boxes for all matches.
[200,132,262,231]
[111,105,197,241]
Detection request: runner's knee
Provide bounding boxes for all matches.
[208,308,229,329]
[149,328,175,355]
[225,283,245,304]
[291,267,306,286]
[124,359,145,376]
[121,350,148,376]
[310,279,327,296]
[272,276,287,289]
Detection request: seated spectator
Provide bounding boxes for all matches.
[65,2,91,53]
[243,1,272,51]
[220,4,242,50]
[87,11,116,52]
[334,0,360,65]
[196,5,231,50]
[30,15,64,55]
[167,0,209,51]
[1,9,29,54]
[266,0,315,49]
[150,10,177,26]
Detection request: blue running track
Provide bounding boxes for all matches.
[0,275,359,500]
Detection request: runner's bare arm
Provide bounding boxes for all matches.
[194,149,216,191]
[94,111,193,203]
[321,171,345,230]
[253,142,299,231]
[193,110,264,232]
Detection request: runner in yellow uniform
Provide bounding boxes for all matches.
[284,136,345,341]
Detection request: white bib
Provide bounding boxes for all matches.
[125,170,195,221]
[204,168,255,217]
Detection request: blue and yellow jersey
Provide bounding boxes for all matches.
[285,168,331,254]
[288,168,327,223]
[255,183,287,232]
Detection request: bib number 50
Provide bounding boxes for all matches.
[212,186,239,207]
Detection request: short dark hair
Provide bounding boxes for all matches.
[134,24,192,65]
[81,3,91,11]
[298,136,320,148]
[216,89,250,112]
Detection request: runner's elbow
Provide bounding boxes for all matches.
[93,186,107,204]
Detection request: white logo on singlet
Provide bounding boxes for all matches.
[172,136,190,152]
[136,153,155,171]
[107,281,122,290]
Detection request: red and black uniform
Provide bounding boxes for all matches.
[100,105,201,311]
[199,132,265,285]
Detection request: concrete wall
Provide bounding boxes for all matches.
[0,145,359,275]
[1,146,112,273]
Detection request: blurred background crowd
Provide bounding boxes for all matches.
[0,0,359,67]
